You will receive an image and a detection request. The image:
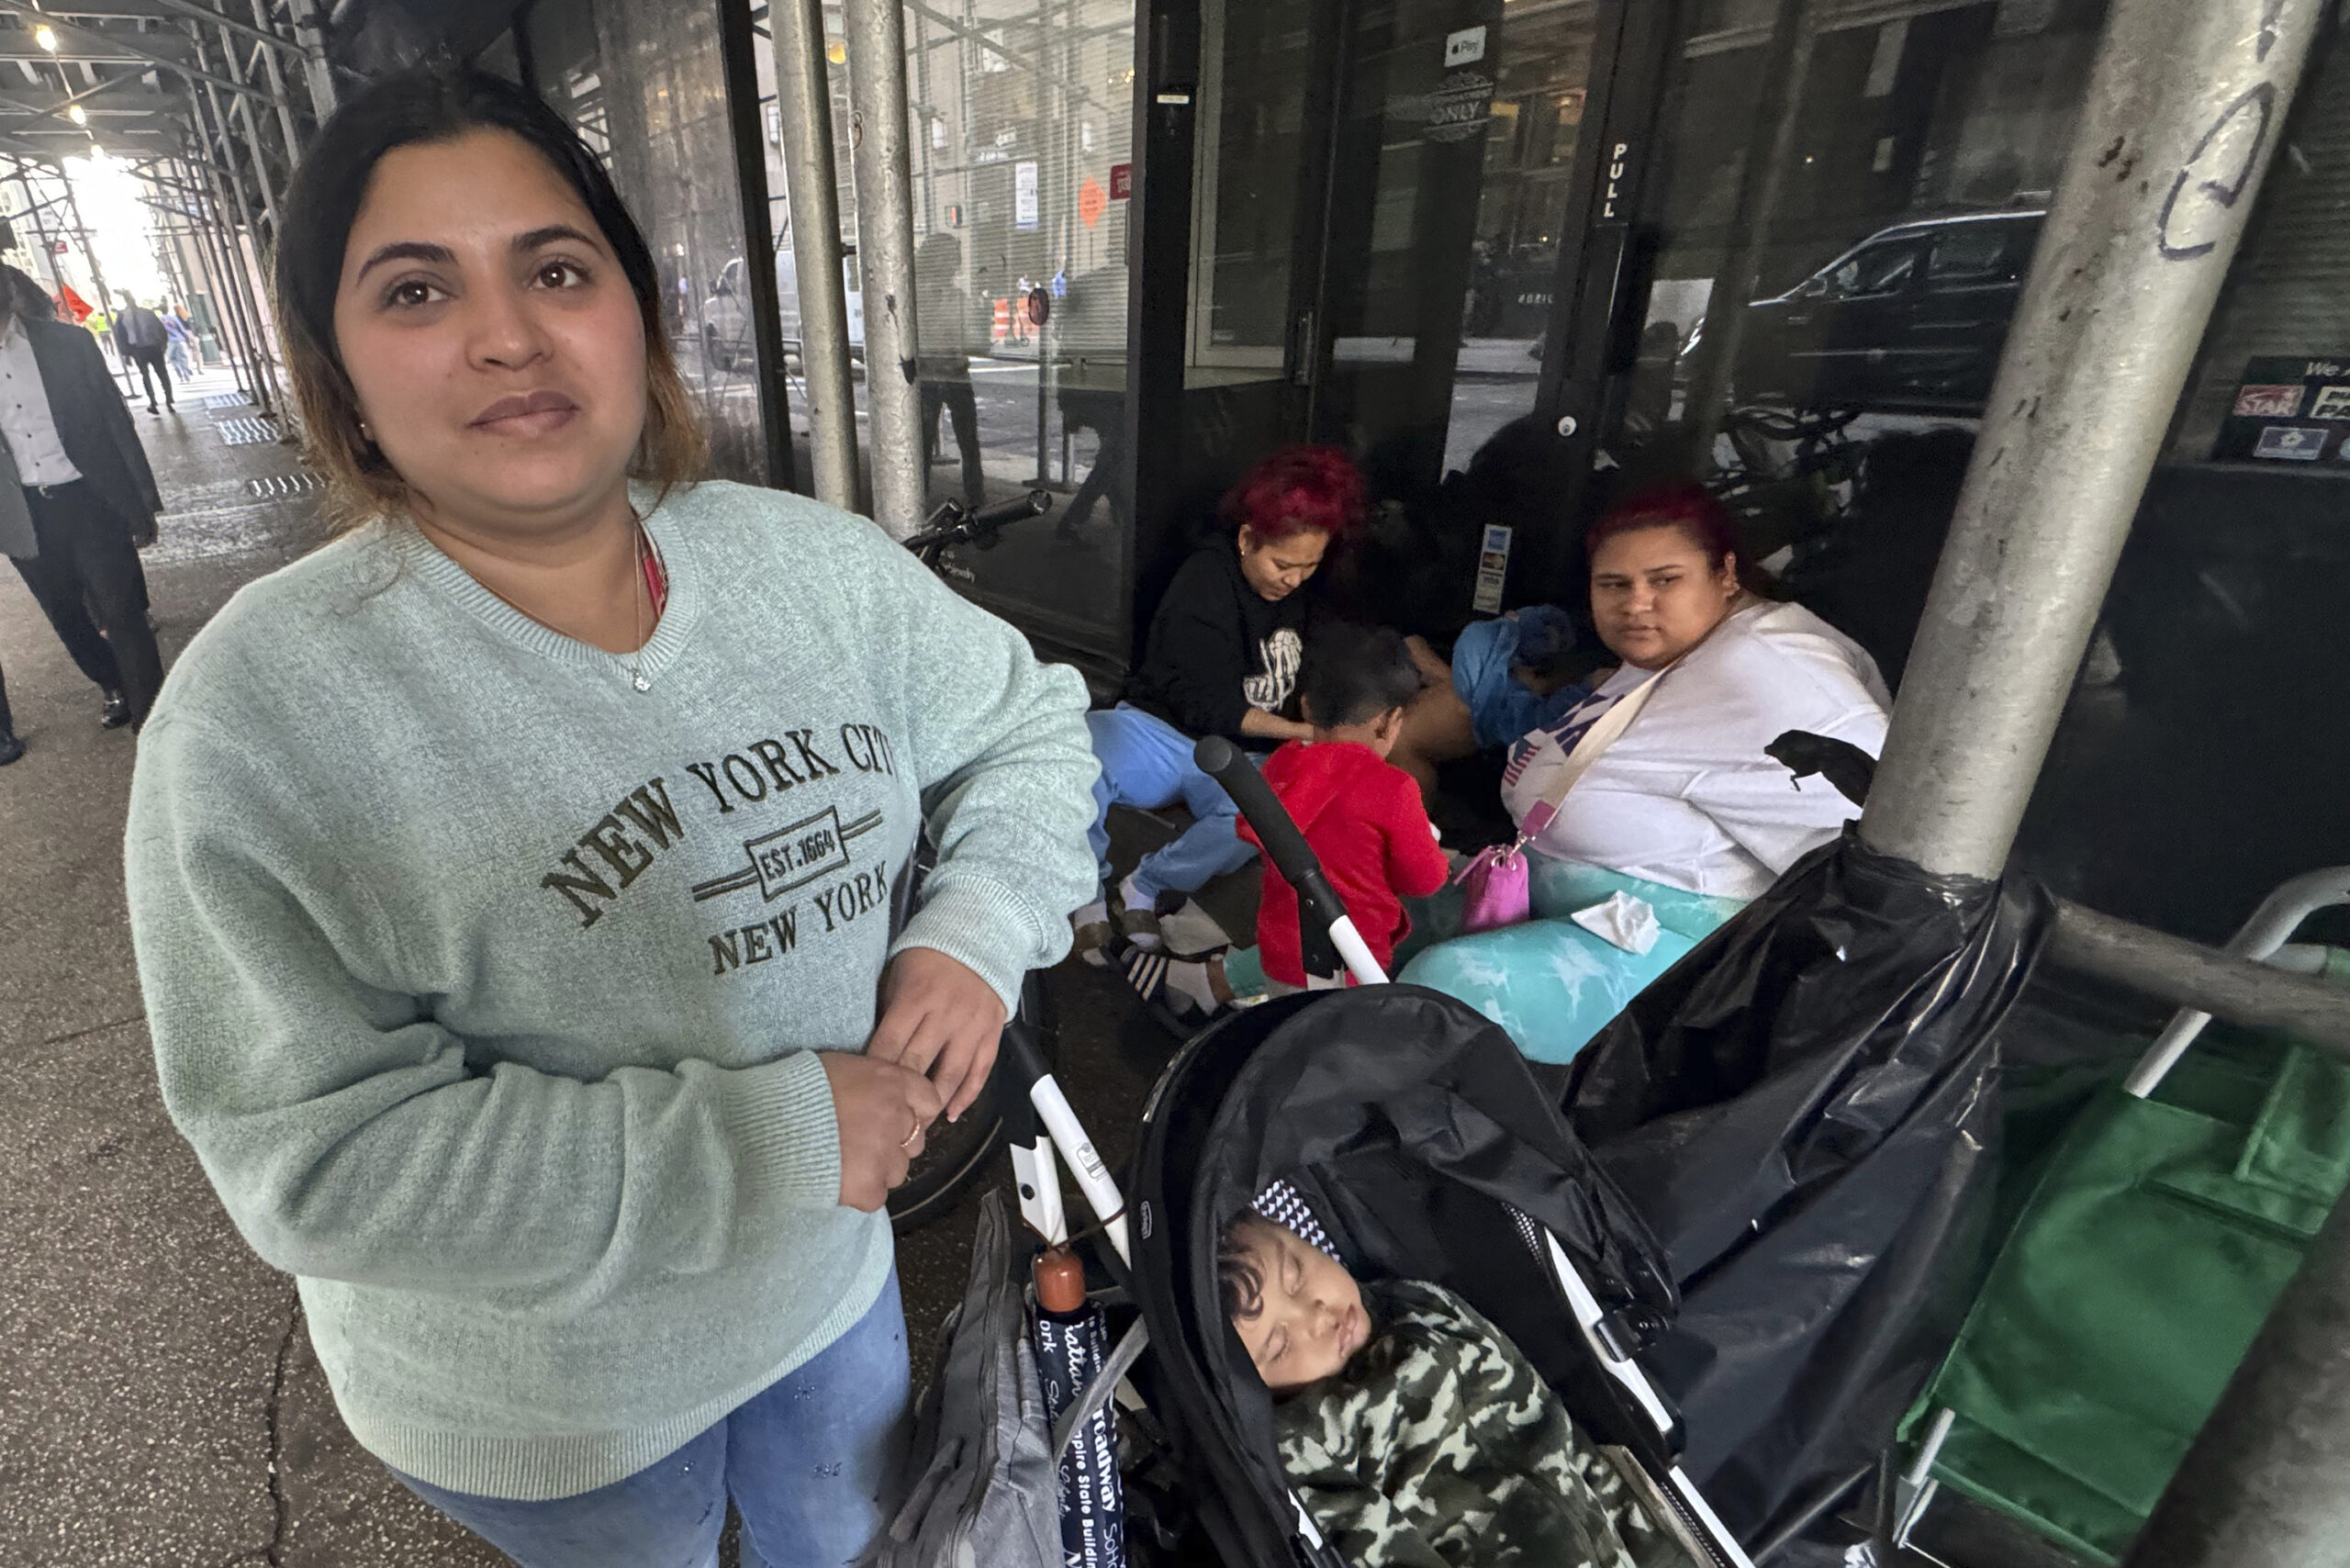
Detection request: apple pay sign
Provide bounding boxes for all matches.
[1444,25,1486,67]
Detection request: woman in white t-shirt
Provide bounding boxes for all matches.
[1399,484,1889,1062]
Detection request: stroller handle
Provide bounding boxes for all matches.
[1194,736,1389,986]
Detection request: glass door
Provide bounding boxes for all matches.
[1183,0,1603,500]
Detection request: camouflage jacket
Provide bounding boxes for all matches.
[1273,1279,1691,1568]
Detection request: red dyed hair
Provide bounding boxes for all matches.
[1585,482,1740,568]
[1219,445,1369,543]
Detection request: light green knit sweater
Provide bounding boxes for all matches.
[124,480,1099,1500]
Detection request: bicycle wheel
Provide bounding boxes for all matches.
[889,969,1058,1232]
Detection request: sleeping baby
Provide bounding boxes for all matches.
[1218,1209,1693,1568]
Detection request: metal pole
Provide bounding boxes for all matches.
[843,0,926,537]
[12,170,63,297]
[185,123,274,413]
[189,166,257,396]
[168,156,236,381]
[285,0,337,119]
[199,34,282,234]
[1856,0,2327,879]
[2045,900,2350,1059]
[191,78,284,414]
[183,138,257,391]
[2121,1182,2350,1568]
[0,1,272,104]
[248,2,307,172]
[180,179,243,379]
[769,0,859,509]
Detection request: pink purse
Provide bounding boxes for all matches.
[1453,839,1531,934]
[1450,665,1674,935]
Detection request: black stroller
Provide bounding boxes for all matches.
[875,739,1754,1568]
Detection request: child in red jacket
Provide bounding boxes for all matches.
[1124,624,1449,1024]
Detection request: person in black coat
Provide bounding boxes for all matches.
[114,295,176,415]
[1073,446,1367,955]
[0,263,165,733]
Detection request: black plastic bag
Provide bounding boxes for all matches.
[1558,829,2053,1551]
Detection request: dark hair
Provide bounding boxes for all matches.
[1218,1215,1272,1326]
[0,263,50,324]
[1220,444,1369,543]
[1584,481,1740,571]
[274,66,703,524]
[1301,622,1423,731]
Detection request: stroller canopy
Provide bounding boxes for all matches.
[1131,986,1684,1562]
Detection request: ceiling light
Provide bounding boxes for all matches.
[34,24,56,51]
[67,104,84,126]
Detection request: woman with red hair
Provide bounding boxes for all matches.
[1396,482,1890,1063]
[1075,446,1367,956]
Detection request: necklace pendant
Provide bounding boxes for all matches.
[632,670,651,693]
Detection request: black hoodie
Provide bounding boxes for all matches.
[1126,541,1315,743]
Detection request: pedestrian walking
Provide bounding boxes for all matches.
[162,302,195,380]
[115,296,175,413]
[0,263,165,733]
[125,67,1096,1568]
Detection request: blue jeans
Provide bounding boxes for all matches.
[1086,704,1256,904]
[397,1271,911,1568]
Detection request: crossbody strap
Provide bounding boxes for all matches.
[1516,661,1676,843]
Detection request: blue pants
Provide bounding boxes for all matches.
[1086,704,1256,904]
[1397,860,1744,1065]
[397,1271,911,1568]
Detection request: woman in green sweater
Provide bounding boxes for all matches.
[122,70,1099,1568]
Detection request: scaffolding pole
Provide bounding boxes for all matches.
[11,167,67,302]
[189,83,283,415]
[843,0,925,537]
[770,0,859,509]
[176,179,247,383]
[196,32,281,235]
[180,133,273,412]
[250,0,306,167]
[286,0,338,120]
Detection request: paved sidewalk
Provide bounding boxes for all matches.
[0,366,1169,1566]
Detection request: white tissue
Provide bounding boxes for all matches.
[1570,890,1662,956]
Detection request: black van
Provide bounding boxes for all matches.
[1715,208,2046,413]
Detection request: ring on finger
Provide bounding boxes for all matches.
[902,1112,923,1150]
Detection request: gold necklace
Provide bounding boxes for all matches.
[479,516,655,692]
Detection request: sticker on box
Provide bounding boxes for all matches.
[2234,384,2307,418]
[2253,425,2325,461]
[2311,385,2350,420]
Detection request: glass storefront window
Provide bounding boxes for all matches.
[528,0,771,486]
[736,0,1137,655]
[1640,0,2109,454]
[899,0,1138,654]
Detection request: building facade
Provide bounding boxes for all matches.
[402,0,2344,940]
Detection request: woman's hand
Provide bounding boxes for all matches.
[822,1052,946,1212]
[866,948,1008,1126]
